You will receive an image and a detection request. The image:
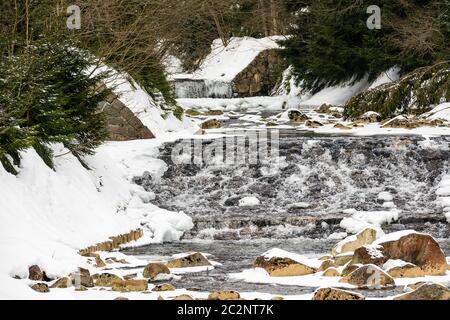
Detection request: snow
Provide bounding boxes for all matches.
[383,259,413,271]
[238,196,261,207]
[436,173,450,222]
[171,36,285,82]
[261,249,322,269]
[373,230,422,245]
[367,67,401,90]
[422,103,450,123]
[340,209,399,234]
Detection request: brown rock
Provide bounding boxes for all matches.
[75,286,87,291]
[271,296,284,300]
[305,120,324,128]
[201,119,222,129]
[114,297,129,300]
[386,262,426,278]
[313,288,365,300]
[334,123,351,130]
[112,279,148,292]
[203,110,224,116]
[406,282,427,291]
[254,256,316,277]
[377,232,447,276]
[288,110,309,123]
[173,295,194,300]
[31,283,49,293]
[341,264,360,277]
[70,268,94,288]
[318,259,336,272]
[157,296,164,301]
[152,283,176,292]
[332,228,378,256]
[166,252,211,268]
[394,283,450,300]
[317,104,333,114]
[334,253,354,266]
[50,277,72,289]
[350,245,386,266]
[143,263,170,279]
[208,291,241,300]
[94,273,122,287]
[357,112,382,123]
[339,264,395,289]
[95,257,107,268]
[28,265,44,281]
[322,267,340,277]
[319,255,333,261]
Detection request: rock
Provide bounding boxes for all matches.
[317,104,333,114]
[406,282,427,291]
[254,256,316,277]
[123,273,138,280]
[114,297,129,300]
[394,283,450,300]
[334,123,351,130]
[318,259,336,272]
[185,109,203,116]
[173,295,194,300]
[319,255,333,261]
[353,232,448,276]
[288,110,309,123]
[341,264,360,277]
[94,273,122,287]
[166,252,211,268]
[384,260,425,278]
[305,120,324,128]
[313,288,365,300]
[381,116,417,129]
[50,277,72,289]
[377,232,447,276]
[357,111,382,123]
[332,228,378,256]
[208,291,241,300]
[339,264,395,289]
[143,263,170,280]
[201,119,222,129]
[31,283,49,293]
[152,283,176,292]
[271,296,284,300]
[95,257,106,268]
[70,268,94,288]
[203,110,224,116]
[28,265,44,281]
[334,252,354,266]
[322,267,340,277]
[157,296,164,300]
[75,286,87,292]
[112,279,148,292]
[350,245,386,266]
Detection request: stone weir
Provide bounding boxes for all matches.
[78,229,143,256]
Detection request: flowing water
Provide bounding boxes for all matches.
[124,117,450,296]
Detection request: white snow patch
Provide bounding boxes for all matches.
[239,196,261,207]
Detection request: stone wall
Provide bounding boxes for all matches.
[101,93,154,141]
[79,229,144,256]
[232,49,286,97]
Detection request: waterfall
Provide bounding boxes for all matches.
[171,78,233,99]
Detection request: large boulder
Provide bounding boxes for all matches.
[322,267,340,277]
[334,252,354,266]
[254,249,318,277]
[339,264,395,289]
[166,252,211,268]
[312,288,365,300]
[383,260,425,278]
[143,263,170,279]
[332,228,378,256]
[394,283,450,300]
[352,231,447,276]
